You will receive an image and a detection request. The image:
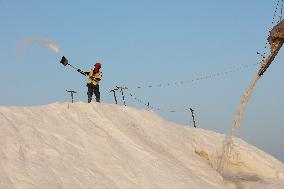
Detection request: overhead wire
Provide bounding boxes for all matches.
[130,61,260,90]
[124,61,262,113]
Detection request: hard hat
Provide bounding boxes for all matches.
[94,62,101,69]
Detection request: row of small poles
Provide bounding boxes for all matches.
[110,87,197,128]
[64,87,197,128]
[65,86,127,105]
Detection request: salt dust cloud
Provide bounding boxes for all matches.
[17,37,60,53]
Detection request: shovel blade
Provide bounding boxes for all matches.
[60,56,68,66]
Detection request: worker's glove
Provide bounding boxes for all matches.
[77,69,86,76]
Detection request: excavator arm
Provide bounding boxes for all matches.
[258,20,284,76]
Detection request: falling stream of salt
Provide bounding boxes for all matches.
[217,74,261,172]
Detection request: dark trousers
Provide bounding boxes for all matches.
[87,83,100,103]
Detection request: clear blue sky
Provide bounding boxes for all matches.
[0,0,283,161]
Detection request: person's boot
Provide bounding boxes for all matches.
[87,89,93,103]
[88,98,92,103]
[96,98,100,103]
[87,93,92,103]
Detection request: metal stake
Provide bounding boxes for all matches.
[189,108,197,128]
[110,88,118,104]
[66,90,77,103]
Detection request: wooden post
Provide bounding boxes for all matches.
[189,108,197,128]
